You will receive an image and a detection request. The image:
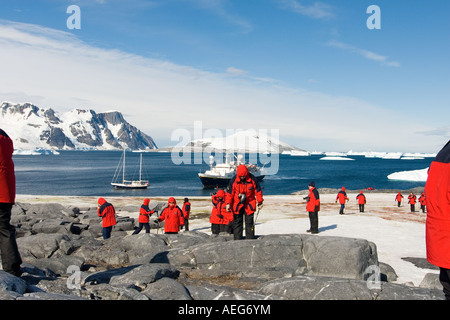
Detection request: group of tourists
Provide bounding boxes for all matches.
[97,196,191,239]
[395,192,426,213]
[97,164,264,241]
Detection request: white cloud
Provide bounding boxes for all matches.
[278,0,335,20]
[326,40,400,67]
[0,20,440,152]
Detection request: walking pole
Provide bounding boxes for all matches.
[251,204,263,233]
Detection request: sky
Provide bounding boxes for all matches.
[0,0,449,153]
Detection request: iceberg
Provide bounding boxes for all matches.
[387,168,428,182]
[319,156,354,161]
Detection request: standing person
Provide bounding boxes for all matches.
[0,129,22,276]
[210,190,233,235]
[97,197,116,240]
[182,198,191,231]
[418,192,426,213]
[335,187,349,215]
[356,191,367,212]
[425,140,450,299]
[132,198,155,234]
[408,192,417,212]
[306,181,320,234]
[226,164,263,240]
[156,197,184,234]
[395,192,404,207]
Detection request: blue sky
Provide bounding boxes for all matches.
[0,0,449,152]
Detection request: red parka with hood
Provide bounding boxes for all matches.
[158,197,184,233]
[210,190,233,225]
[306,185,320,212]
[97,198,117,227]
[408,193,417,205]
[182,199,191,220]
[0,129,15,204]
[139,198,154,223]
[356,191,366,204]
[226,165,263,215]
[336,187,349,204]
[426,140,450,269]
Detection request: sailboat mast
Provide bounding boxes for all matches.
[122,149,125,183]
[139,153,142,181]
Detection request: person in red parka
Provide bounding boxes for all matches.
[335,187,349,215]
[356,191,367,212]
[132,198,155,234]
[395,192,404,207]
[418,192,426,213]
[425,140,450,299]
[156,197,184,234]
[305,181,320,234]
[0,129,22,276]
[97,197,117,239]
[226,164,263,240]
[210,189,233,235]
[182,198,191,231]
[408,192,417,212]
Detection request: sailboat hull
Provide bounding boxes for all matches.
[111,182,149,189]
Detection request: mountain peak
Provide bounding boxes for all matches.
[0,102,157,151]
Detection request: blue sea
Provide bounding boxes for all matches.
[13,151,433,197]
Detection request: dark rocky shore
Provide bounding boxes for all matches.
[0,201,443,300]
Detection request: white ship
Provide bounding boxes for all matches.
[198,154,265,188]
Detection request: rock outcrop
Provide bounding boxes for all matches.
[0,202,443,300]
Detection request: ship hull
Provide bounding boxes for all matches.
[199,175,265,188]
[111,182,148,189]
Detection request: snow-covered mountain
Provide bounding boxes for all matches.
[0,102,157,151]
[183,129,304,154]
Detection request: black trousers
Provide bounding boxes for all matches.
[0,203,22,276]
[132,222,150,234]
[308,211,319,234]
[233,208,254,240]
[359,204,365,212]
[440,268,450,300]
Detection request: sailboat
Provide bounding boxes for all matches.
[111,149,149,189]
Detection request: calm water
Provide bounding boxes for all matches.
[13,151,433,197]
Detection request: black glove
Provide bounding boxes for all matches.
[314,206,319,213]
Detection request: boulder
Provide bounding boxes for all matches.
[17,233,74,260]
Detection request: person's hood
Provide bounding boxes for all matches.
[168,197,176,205]
[216,190,225,198]
[98,197,106,205]
[143,198,150,206]
[237,165,249,178]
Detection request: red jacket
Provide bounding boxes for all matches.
[226,165,263,215]
[210,190,233,225]
[182,200,191,220]
[356,192,366,205]
[419,193,426,205]
[395,193,404,202]
[336,188,349,204]
[158,197,184,233]
[0,129,15,204]
[138,198,154,223]
[408,194,416,204]
[306,187,320,212]
[97,198,117,228]
[426,140,450,269]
